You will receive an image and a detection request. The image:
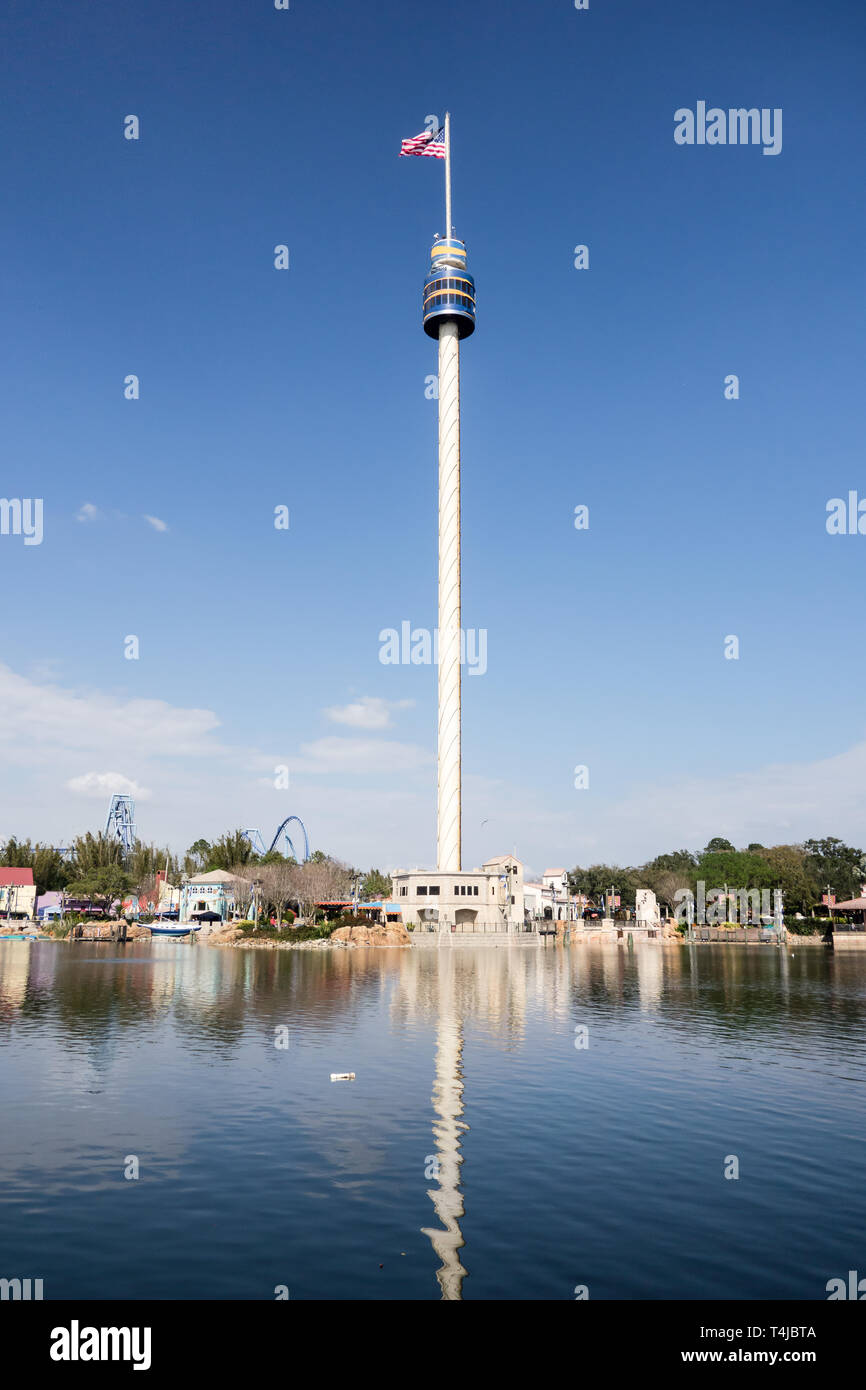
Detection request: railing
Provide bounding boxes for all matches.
[450,922,511,934]
[692,926,780,943]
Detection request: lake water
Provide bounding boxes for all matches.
[1,937,863,1301]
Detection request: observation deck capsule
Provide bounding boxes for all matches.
[423,236,476,340]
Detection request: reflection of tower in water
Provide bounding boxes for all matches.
[420,939,468,1299]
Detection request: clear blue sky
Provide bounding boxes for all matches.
[1,0,864,874]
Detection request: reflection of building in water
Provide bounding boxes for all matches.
[0,942,32,1008]
[636,942,664,1011]
[391,937,609,1044]
[392,942,530,1045]
[601,945,624,997]
[420,939,468,1299]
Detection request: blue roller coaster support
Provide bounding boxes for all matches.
[241,816,310,863]
[105,794,136,855]
[242,829,267,857]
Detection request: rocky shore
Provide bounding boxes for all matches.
[205,921,412,950]
[205,926,331,951]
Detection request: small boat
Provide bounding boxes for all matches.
[148,924,201,938]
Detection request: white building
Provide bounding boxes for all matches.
[0,868,37,921]
[542,867,579,920]
[180,870,252,924]
[391,856,525,933]
[524,870,583,922]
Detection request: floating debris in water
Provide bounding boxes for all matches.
[330,1072,356,1082]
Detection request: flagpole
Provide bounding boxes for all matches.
[444,110,452,239]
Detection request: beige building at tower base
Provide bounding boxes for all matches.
[391,856,525,932]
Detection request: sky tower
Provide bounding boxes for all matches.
[422,112,476,873]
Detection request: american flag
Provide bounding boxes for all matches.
[399,126,445,159]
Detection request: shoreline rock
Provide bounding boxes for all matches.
[330,921,411,948]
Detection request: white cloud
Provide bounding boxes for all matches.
[0,664,222,763]
[4,661,865,875]
[27,657,62,683]
[66,771,151,800]
[143,515,168,533]
[462,739,866,871]
[76,502,101,522]
[324,696,414,730]
[602,740,866,858]
[293,736,432,775]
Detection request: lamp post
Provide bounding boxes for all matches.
[823,883,834,927]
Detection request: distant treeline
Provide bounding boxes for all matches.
[0,827,391,905]
[6,826,859,921]
[570,837,864,918]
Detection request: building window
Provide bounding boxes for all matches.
[400,887,407,896]
[429,886,440,895]
[454,887,460,896]
[418,886,428,896]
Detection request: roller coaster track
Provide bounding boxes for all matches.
[242,816,310,863]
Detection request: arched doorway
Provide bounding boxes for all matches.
[455,908,477,932]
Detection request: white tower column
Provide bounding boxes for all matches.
[437,320,462,873]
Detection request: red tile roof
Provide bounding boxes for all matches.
[0,867,35,886]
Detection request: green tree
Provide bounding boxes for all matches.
[207,831,256,871]
[361,869,392,899]
[803,837,866,904]
[184,839,213,875]
[569,864,637,908]
[0,836,34,867]
[1,837,72,893]
[69,832,125,876]
[696,850,775,892]
[258,849,297,866]
[704,837,736,855]
[756,844,816,916]
[34,846,73,892]
[644,849,699,876]
[66,865,133,903]
[637,850,700,914]
[128,840,176,889]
